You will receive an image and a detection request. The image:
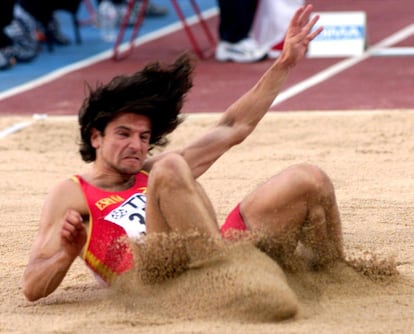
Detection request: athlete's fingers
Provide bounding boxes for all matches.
[291,5,305,27]
[61,209,84,242]
[297,4,313,27]
[64,209,83,227]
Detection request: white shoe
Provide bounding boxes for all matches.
[215,38,267,63]
[267,49,281,59]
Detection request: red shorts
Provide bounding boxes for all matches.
[220,203,247,239]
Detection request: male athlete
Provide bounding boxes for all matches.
[23,4,344,301]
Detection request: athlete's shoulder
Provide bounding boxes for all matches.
[43,176,88,215]
[49,176,83,195]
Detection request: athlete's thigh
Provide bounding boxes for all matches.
[239,165,310,233]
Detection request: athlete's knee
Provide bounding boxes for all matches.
[150,152,192,188]
[288,163,335,200]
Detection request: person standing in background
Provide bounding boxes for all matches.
[18,0,82,48]
[0,0,17,70]
[251,0,304,59]
[1,0,38,70]
[215,0,267,63]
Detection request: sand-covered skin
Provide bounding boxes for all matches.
[0,110,413,333]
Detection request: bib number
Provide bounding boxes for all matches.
[104,193,147,238]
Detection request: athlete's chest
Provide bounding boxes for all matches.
[78,173,149,239]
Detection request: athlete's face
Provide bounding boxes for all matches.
[92,113,151,175]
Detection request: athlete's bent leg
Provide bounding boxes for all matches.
[145,152,222,239]
[240,163,344,267]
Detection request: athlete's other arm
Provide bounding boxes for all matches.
[22,179,88,301]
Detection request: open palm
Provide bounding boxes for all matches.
[281,4,323,67]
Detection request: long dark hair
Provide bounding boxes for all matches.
[78,53,195,162]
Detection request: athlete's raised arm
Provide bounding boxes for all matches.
[146,5,322,178]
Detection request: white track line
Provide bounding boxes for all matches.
[0,114,48,139]
[271,23,414,107]
[0,121,32,139]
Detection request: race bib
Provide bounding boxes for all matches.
[104,193,147,239]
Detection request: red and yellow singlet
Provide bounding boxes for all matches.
[72,171,149,285]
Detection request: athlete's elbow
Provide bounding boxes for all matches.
[22,271,48,302]
[219,114,255,145]
[23,291,40,302]
[22,282,42,302]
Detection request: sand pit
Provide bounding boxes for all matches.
[0,110,413,333]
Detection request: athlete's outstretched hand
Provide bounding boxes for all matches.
[60,209,87,259]
[279,4,322,67]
